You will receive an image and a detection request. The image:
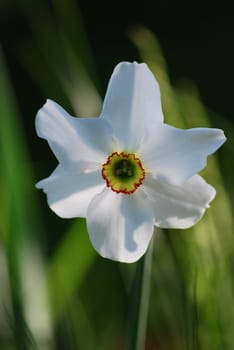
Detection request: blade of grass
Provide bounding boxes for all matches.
[192,266,199,350]
[126,238,154,350]
[17,0,102,115]
[47,218,96,322]
[0,46,36,349]
[0,47,52,348]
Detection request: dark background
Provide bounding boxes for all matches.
[1,0,234,121]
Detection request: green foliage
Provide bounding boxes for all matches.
[0,3,233,349]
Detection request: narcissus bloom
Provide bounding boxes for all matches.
[36,62,226,263]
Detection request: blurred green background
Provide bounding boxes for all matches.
[0,1,234,349]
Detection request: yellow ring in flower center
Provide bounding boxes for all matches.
[102,152,145,194]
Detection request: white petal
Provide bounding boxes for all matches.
[140,123,226,185]
[36,99,117,164]
[36,164,105,218]
[87,189,154,263]
[142,174,215,228]
[100,62,163,150]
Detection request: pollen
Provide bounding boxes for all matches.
[102,152,145,194]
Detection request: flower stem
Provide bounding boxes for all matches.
[126,238,154,350]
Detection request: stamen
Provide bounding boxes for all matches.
[102,152,145,194]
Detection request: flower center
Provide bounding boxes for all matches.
[102,152,145,194]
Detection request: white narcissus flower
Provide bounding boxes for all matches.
[36,62,226,263]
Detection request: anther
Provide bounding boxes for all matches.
[102,152,145,194]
